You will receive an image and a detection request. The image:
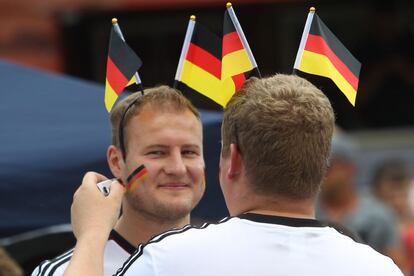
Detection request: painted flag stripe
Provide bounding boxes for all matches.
[299,50,357,106]
[186,43,221,79]
[106,56,129,93]
[126,165,147,184]
[126,165,148,192]
[190,23,221,60]
[309,14,360,77]
[221,48,253,80]
[180,60,235,107]
[222,32,244,56]
[304,34,359,91]
[104,80,119,112]
[108,28,142,80]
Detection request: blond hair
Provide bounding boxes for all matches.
[222,74,334,199]
[110,86,200,158]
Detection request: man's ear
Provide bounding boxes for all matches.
[107,145,122,178]
[227,143,243,179]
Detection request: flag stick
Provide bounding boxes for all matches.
[174,15,196,87]
[293,7,316,74]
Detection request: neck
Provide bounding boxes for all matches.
[114,205,190,246]
[232,194,316,219]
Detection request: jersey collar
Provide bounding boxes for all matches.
[109,230,136,254]
[238,213,323,227]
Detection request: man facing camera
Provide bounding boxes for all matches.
[32,86,205,275]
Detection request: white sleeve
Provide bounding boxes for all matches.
[30,250,72,276]
[31,261,67,276]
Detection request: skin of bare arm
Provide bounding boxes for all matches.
[64,172,125,276]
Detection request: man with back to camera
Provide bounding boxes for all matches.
[32,86,205,275]
[64,74,403,275]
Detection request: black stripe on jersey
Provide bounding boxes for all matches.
[37,249,74,276]
[238,213,324,227]
[110,230,136,254]
[47,255,72,276]
[115,217,232,275]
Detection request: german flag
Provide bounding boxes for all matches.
[175,16,233,107]
[222,3,259,94]
[105,20,142,112]
[293,8,361,106]
[125,164,148,193]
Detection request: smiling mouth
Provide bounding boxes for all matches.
[158,184,189,189]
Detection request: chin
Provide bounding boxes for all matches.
[153,202,194,221]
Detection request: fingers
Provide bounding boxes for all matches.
[108,180,125,201]
[74,172,110,200]
[83,171,108,187]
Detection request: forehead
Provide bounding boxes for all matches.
[126,105,202,144]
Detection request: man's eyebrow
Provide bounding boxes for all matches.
[144,145,169,149]
[182,144,201,148]
[143,144,201,149]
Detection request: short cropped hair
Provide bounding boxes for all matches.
[221,74,335,200]
[110,86,200,156]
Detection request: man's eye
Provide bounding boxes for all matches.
[182,150,198,156]
[147,151,165,156]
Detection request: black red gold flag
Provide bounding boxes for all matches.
[174,16,233,107]
[105,20,142,112]
[293,8,361,106]
[222,3,260,94]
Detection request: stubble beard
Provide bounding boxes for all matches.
[125,191,201,222]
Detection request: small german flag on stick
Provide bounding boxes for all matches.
[174,15,232,107]
[175,4,259,108]
[105,18,143,112]
[293,7,361,106]
[222,2,260,92]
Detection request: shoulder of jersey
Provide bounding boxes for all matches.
[115,216,235,275]
[31,248,74,276]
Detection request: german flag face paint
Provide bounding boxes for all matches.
[125,164,148,193]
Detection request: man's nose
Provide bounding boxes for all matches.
[164,151,186,176]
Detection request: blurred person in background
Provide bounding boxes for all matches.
[372,159,414,273]
[318,129,409,274]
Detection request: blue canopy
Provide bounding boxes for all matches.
[0,61,227,238]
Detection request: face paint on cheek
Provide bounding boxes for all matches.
[125,164,148,193]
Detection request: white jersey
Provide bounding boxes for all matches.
[115,213,402,276]
[32,230,135,276]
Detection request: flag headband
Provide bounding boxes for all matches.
[107,18,145,160]
[118,90,145,161]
